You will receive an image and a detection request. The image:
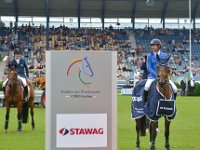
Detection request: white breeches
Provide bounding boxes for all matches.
[144,79,178,93]
[2,75,27,87]
[144,79,155,91]
[169,80,178,93]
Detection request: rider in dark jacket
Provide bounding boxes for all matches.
[3,49,29,101]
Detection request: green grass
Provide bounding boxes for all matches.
[0,107,45,150]
[118,96,200,150]
[0,96,200,150]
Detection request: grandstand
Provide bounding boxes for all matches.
[0,0,200,84]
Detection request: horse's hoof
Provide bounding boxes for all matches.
[4,130,8,134]
[17,129,22,133]
[150,143,155,150]
[165,144,170,150]
[150,147,155,150]
[146,128,149,133]
[32,127,35,131]
[136,147,140,150]
[156,128,160,133]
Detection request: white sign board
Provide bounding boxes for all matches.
[46,51,117,150]
[57,114,107,148]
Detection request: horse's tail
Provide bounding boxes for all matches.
[140,115,146,136]
[22,101,29,123]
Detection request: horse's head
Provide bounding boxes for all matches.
[7,68,18,87]
[157,55,171,87]
[80,57,94,78]
[8,67,18,80]
[67,57,94,88]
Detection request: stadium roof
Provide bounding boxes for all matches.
[0,0,199,19]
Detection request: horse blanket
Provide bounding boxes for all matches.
[132,80,176,121]
[131,80,146,119]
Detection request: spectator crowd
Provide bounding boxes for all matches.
[0,21,200,82]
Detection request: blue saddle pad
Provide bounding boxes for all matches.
[131,80,146,119]
[131,80,177,121]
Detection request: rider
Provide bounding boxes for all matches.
[143,39,177,103]
[2,49,29,101]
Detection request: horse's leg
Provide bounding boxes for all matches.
[146,117,150,133]
[150,121,157,150]
[27,80,35,130]
[30,101,35,130]
[4,102,11,133]
[135,119,140,150]
[165,117,171,150]
[17,102,22,132]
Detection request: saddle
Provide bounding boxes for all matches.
[132,80,177,121]
[18,79,30,99]
[18,79,24,89]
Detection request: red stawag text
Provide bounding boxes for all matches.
[69,128,104,135]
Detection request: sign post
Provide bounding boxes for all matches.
[46,51,117,150]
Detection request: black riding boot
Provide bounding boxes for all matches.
[3,87,5,95]
[143,90,148,103]
[174,93,177,100]
[24,86,28,101]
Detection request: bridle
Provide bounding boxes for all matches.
[7,70,18,87]
[157,74,169,87]
[157,64,170,88]
[8,78,18,87]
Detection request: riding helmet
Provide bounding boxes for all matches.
[14,49,22,55]
[150,39,162,46]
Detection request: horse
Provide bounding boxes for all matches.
[132,56,176,150]
[4,68,35,133]
[146,56,176,150]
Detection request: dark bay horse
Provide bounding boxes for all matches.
[4,68,35,132]
[132,56,176,150]
[148,58,175,150]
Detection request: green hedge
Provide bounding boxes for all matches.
[194,83,200,96]
[174,82,180,89]
[0,81,3,91]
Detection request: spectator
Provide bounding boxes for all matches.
[187,78,195,96]
[180,78,186,96]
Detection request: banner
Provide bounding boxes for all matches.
[46,51,117,150]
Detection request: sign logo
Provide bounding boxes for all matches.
[67,57,94,88]
[59,128,69,136]
[59,127,104,136]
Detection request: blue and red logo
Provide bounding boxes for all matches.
[59,128,69,136]
[67,57,94,88]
